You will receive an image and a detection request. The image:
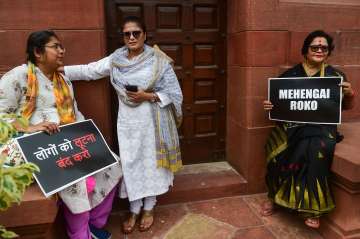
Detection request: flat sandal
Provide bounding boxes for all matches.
[305,217,320,229]
[122,212,139,234]
[139,209,154,232]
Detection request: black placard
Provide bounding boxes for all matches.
[16,119,118,197]
[268,77,342,124]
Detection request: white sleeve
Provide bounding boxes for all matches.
[0,69,22,120]
[156,92,172,107]
[64,56,111,81]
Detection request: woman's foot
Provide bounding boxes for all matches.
[122,212,139,234]
[260,200,275,216]
[305,218,320,229]
[139,209,154,232]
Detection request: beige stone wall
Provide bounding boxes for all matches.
[227,0,360,193]
[0,0,114,145]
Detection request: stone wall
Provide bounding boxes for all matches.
[0,0,114,145]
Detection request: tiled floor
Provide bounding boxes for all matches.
[106,194,323,239]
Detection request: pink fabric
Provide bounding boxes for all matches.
[86,176,96,193]
[62,186,117,239]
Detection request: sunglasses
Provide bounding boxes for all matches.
[122,31,142,39]
[309,45,329,53]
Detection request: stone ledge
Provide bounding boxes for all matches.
[158,162,248,205]
[332,122,360,185]
[320,122,360,239]
[0,184,58,238]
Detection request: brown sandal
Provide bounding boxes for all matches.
[122,212,139,234]
[305,218,320,229]
[260,200,275,217]
[139,209,154,232]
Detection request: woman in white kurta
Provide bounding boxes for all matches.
[0,30,121,239]
[64,16,183,233]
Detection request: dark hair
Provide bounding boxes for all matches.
[121,16,147,33]
[301,30,334,56]
[26,30,58,64]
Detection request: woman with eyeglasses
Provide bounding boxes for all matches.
[0,30,122,239]
[63,16,183,234]
[262,30,355,228]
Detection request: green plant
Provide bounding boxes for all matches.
[0,156,39,238]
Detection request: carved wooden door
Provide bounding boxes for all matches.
[105,0,226,164]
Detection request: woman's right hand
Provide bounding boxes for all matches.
[263,100,273,111]
[25,121,60,135]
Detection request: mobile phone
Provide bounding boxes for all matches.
[125,84,138,92]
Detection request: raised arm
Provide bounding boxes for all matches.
[64,56,111,81]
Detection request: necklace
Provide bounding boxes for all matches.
[302,60,325,77]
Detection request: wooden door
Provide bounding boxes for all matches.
[105,0,227,164]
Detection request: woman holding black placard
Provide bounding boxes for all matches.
[262,30,355,228]
[0,30,122,239]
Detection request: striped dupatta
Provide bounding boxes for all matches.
[110,45,183,173]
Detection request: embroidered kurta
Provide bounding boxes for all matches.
[0,64,122,213]
[65,45,183,201]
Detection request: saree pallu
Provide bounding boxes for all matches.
[265,123,337,218]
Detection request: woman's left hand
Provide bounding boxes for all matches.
[126,89,152,103]
[340,82,354,97]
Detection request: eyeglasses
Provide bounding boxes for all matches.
[45,43,65,51]
[309,45,329,53]
[122,31,142,39]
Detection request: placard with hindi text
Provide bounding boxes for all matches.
[16,119,118,197]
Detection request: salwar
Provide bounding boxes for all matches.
[130,196,157,214]
[62,186,117,239]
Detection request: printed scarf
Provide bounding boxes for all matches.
[21,62,76,124]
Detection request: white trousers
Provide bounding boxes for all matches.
[129,196,157,214]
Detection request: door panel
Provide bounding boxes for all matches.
[105,0,226,164]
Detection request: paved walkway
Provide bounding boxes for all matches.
[106,194,323,239]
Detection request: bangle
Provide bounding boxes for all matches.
[150,93,157,103]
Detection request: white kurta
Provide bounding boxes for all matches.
[0,65,122,213]
[65,53,175,201]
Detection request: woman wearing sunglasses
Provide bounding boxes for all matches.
[262,30,355,228]
[63,16,183,234]
[0,30,122,239]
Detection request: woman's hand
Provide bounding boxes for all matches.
[25,121,60,135]
[126,89,153,103]
[340,82,355,97]
[263,100,273,111]
[57,66,64,74]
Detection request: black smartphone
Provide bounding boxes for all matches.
[125,84,138,92]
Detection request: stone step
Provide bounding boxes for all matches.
[113,162,248,211]
[0,184,58,238]
[158,162,248,205]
